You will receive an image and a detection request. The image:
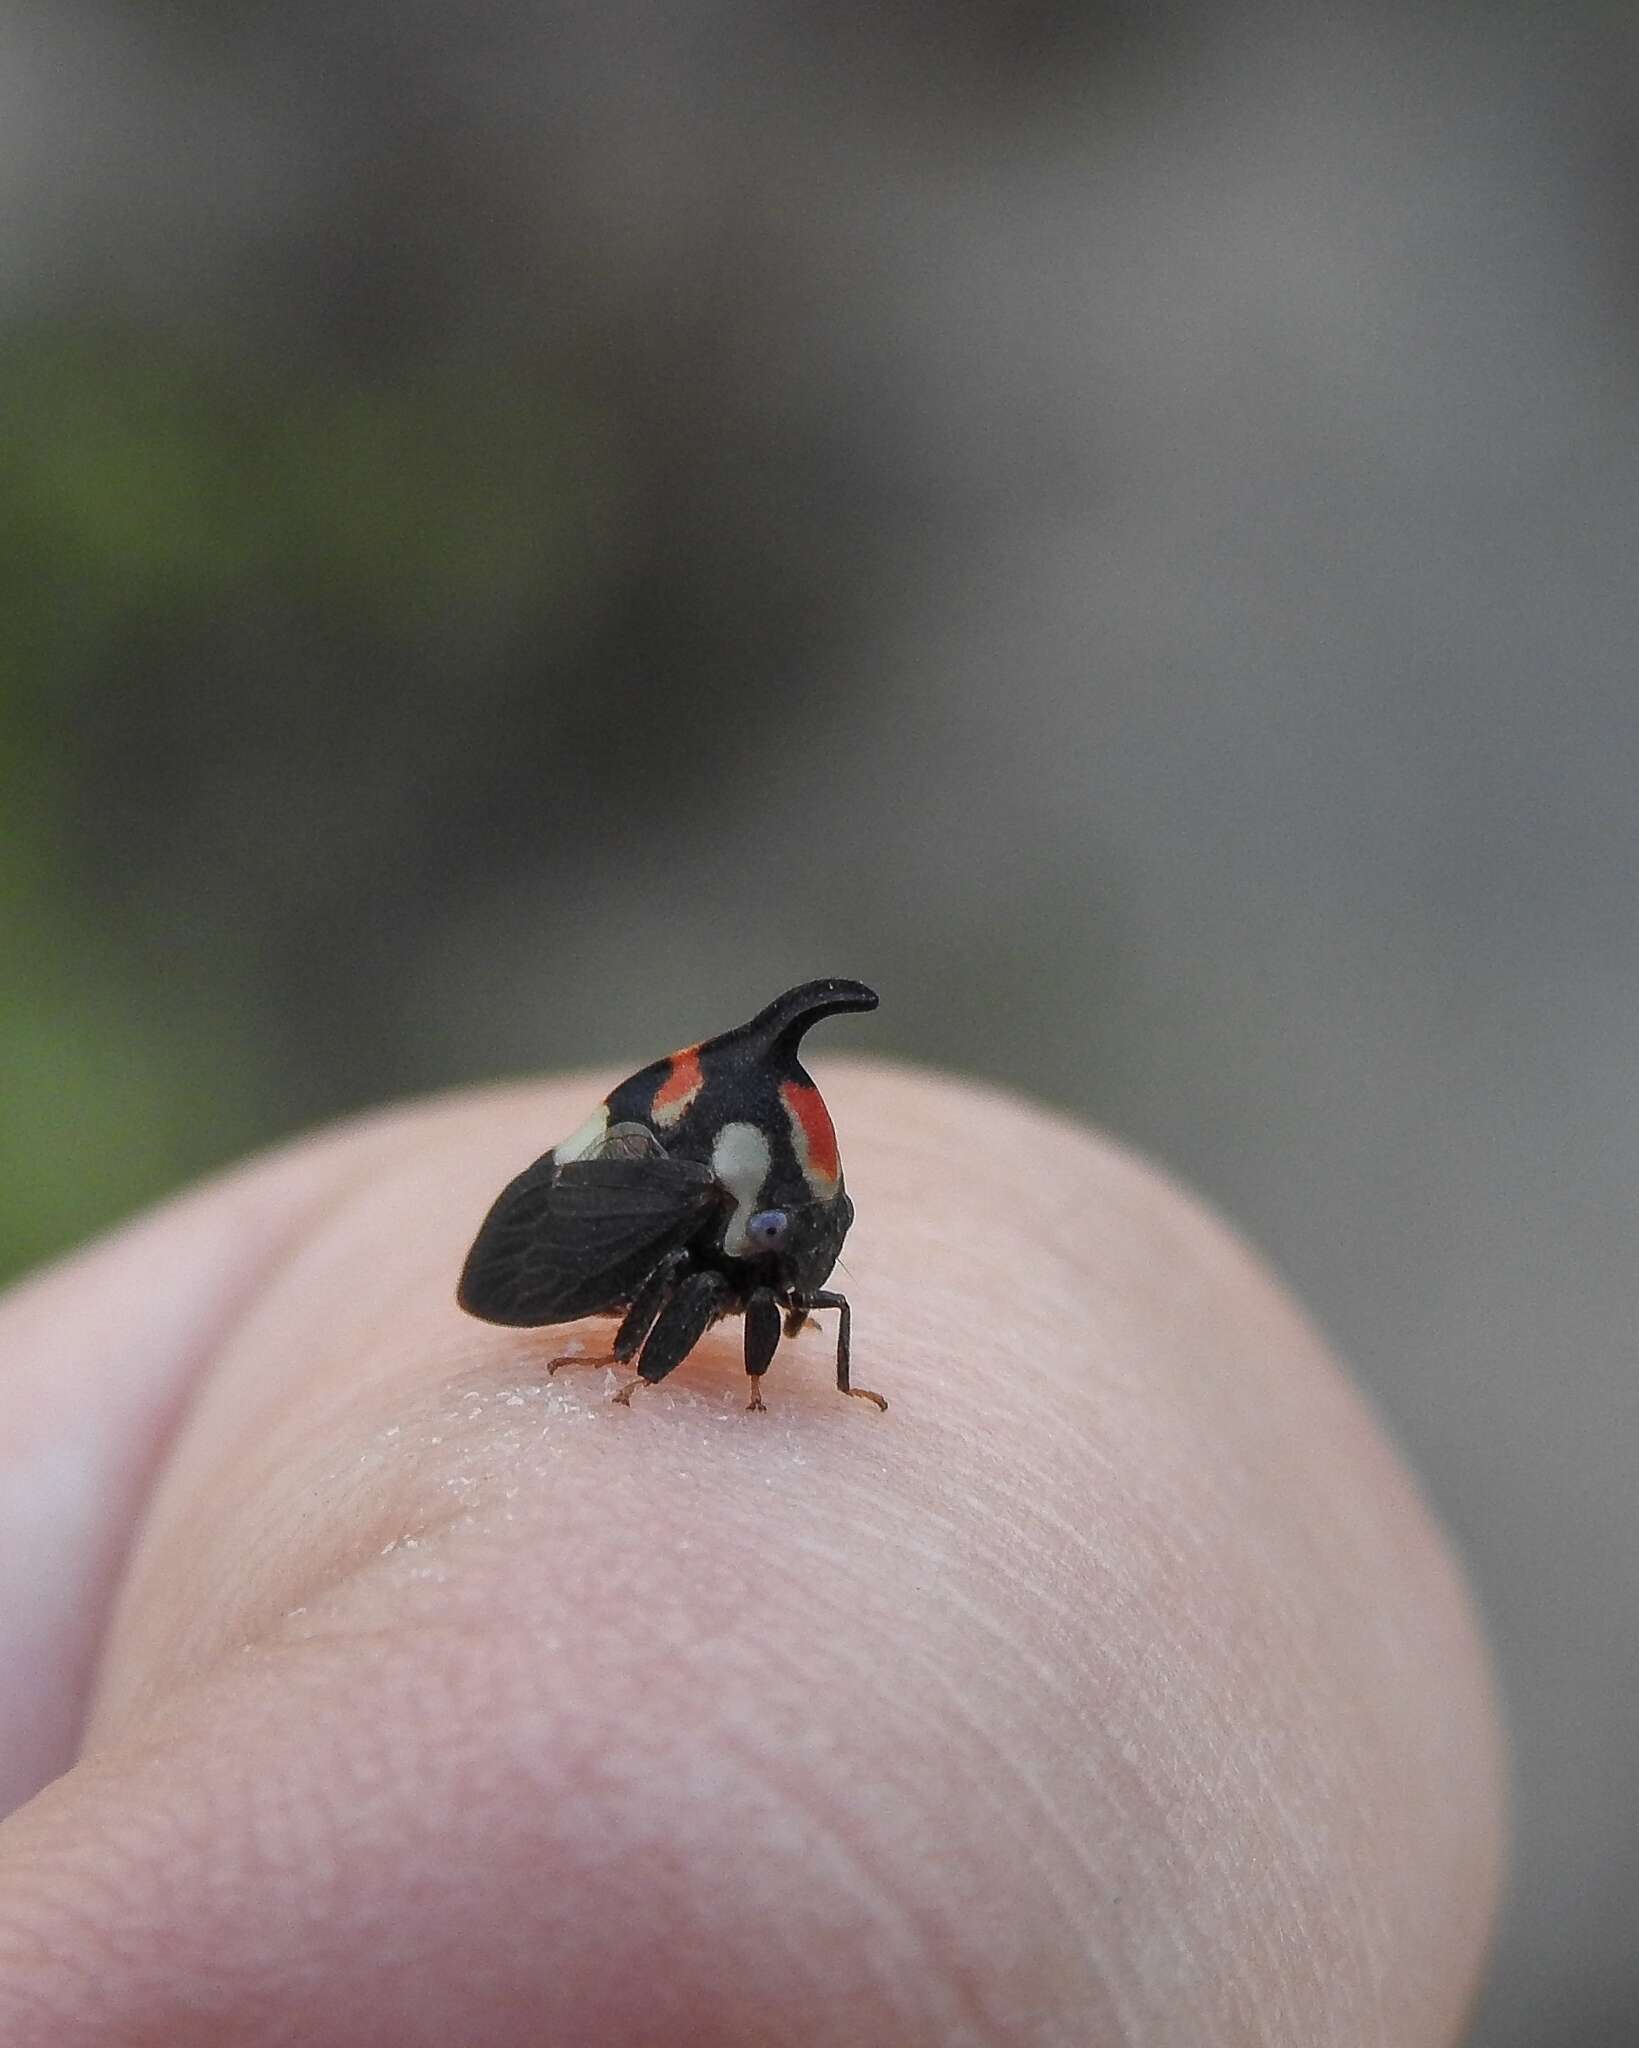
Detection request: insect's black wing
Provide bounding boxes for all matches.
[457,1154,722,1327]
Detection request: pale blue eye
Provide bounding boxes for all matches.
[747,1209,789,1252]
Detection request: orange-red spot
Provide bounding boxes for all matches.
[651,1045,703,1124]
[781,1080,840,1192]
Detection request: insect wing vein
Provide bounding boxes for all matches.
[458,1154,720,1325]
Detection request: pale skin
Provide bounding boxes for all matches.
[0,1065,1504,2046]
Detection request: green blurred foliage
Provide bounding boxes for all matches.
[0,325,608,1281]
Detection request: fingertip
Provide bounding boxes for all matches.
[0,1069,1505,2045]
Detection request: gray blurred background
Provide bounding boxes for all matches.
[2,1,1635,2038]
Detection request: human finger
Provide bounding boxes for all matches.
[0,1067,1504,2046]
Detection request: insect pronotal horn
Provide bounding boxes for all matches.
[736,979,879,1059]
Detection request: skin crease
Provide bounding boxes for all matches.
[0,1064,1505,2047]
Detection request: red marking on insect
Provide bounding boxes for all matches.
[781,1080,840,1192]
[651,1045,703,1125]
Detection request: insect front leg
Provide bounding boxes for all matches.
[806,1289,887,1412]
[743,1288,782,1412]
[613,1268,733,1405]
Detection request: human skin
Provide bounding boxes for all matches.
[0,1064,1504,2046]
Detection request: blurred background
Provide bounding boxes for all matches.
[2,0,1635,2037]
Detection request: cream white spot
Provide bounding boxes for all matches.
[712,1120,773,1258]
[551,1103,610,1164]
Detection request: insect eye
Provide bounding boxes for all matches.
[746,1209,790,1252]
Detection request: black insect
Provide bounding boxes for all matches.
[457,980,885,1412]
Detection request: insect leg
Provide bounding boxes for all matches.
[807,1289,887,1411]
[613,1268,733,1405]
[545,1339,618,1377]
[743,1288,782,1412]
[613,1245,693,1361]
[547,1246,692,1377]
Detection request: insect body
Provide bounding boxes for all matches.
[457,980,885,1412]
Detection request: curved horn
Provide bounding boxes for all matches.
[734,979,878,1060]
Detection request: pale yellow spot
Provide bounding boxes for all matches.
[552,1104,611,1164]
